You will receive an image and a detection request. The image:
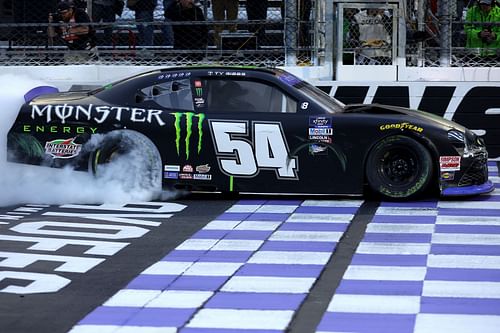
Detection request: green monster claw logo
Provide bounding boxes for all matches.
[171,112,205,159]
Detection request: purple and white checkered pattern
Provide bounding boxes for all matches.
[317,161,500,333]
[69,199,363,333]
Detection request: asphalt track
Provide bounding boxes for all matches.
[0,161,499,333]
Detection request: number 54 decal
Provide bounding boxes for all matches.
[209,120,298,179]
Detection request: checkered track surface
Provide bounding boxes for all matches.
[70,199,364,332]
[70,162,500,333]
[317,161,500,333]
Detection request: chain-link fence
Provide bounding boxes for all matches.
[1,0,500,68]
[0,0,319,66]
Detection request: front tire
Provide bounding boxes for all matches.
[366,135,433,200]
[90,130,162,195]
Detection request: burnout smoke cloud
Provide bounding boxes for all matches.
[0,75,167,207]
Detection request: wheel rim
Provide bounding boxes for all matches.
[378,147,419,186]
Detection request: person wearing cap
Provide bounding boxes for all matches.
[48,1,98,61]
[465,0,500,56]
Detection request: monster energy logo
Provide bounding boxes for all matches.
[195,87,203,96]
[171,112,205,160]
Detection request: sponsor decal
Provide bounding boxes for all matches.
[309,144,328,155]
[31,104,167,126]
[308,127,333,136]
[182,165,193,173]
[44,138,82,159]
[309,135,332,143]
[207,71,246,77]
[164,165,180,172]
[171,112,206,160]
[309,116,332,128]
[276,72,302,86]
[193,173,212,180]
[23,125,98,134]
[379,122,424,133]
[179,173,193,179]
[158,72,191,80]
[440,156,461,171]
[440,171,455,180]
[196,164,211,173]
[164,171,179,179]
[194,81,203,97]
[194,97,205,108]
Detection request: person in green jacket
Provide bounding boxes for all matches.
[465,0,500,56]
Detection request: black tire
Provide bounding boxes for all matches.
[366,135,433,200]
[90,130,162,195]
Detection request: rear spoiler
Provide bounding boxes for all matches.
[24,86,60,103]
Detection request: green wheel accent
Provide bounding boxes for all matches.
[229,176,234,192]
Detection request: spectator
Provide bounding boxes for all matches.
[127,0,157,46]
[465,0,500,56]
[212,0,239,47]
[167,0,207,59]
[92,0,118,46]
[246,0,267,45]
[48,0,98,61]
[162,0,175,46]
[353,8,392,65]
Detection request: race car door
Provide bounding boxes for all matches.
[195,76,354,195]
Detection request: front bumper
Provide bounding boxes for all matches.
[441,180,494,196]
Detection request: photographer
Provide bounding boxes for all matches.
[465,0,500,56]
[48,0,98,61]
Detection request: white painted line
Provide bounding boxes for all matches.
[270,230,343,242]
[366,223,435,234]
[257,205,298,213]
[432,233,500,245]
[436,216,500,226]
[423,280,500,298]
[147,290,213,308]
[427,254,500,269]
[414,314,500,333]
[438,201,500,209]
[103,289,161,307]
[301,200,364,207]
[221,276,315,293]
[212,239,263,251]
[183,262,243,276]
[234,220,282,231]
[70,325,176,333]
[286,213,354,223]
[249,250,331,265]
[375,207,437,215]
[176,239,219,251]
[327,294,421,314]
[344,265,427,281]
[226,204,261,213]
[203,220,241,230]
[142,261,192,275]
[357,242,431,255]
[186,309,294,330]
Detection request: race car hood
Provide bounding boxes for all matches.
[344,103,467,132]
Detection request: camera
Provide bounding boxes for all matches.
[50,12,63,22]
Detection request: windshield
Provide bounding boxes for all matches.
[274,69,345,113]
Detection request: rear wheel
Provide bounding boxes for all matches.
[90,130,162,195]
[366,135,433,200]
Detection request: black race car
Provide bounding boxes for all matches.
[6,66,494,199]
